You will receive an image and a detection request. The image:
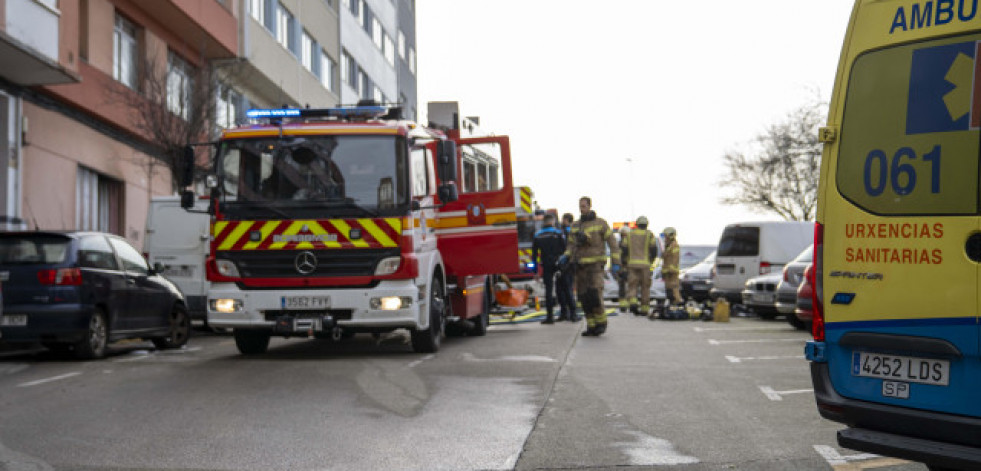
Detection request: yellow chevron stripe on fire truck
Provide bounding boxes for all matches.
[360,219,399,246]
[242,221,280,250]
[212,218,402,249]
[519,187,532,214]
[519,248,532,262]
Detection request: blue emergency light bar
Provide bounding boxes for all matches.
[246,106,389,120]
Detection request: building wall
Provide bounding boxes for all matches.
[21,102,171,244]
[236,0,340,110]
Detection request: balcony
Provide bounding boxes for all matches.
[1,0,78,85]
[131,0,237,59]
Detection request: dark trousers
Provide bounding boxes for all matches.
[542,267,557,314]
[556,267,576,320]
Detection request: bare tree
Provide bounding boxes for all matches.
[106,50,239,194]
[720,99,826,221]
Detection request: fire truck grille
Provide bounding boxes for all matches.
[224,248,401,278]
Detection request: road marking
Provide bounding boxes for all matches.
[407,354,434,368]
[695,326,795,332]
[17,371,81,387]
[725,355,805,363]
[708,338,807,345]
[814,445,908,469]
[758,385,813,401]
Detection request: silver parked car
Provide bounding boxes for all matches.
[775,244,812,329]
[740,273,783,319]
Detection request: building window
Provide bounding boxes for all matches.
[372,18,383,49]
[113,14,139,89]
[166,51,193,121]
[301,30,314,71]
[76,167,122,235]
[398,30,405,60]
[360,70,371,100]
[343,51,357,89]
[408,47,416,74]
[373,86,384,104]
[351,0,363,26]
[249,0,265,24]
[383,33,395,66]
[320,49,336,92]
[276,3,294,52]
[216,85,240,131]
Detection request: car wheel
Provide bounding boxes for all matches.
[74,309,108,360]
[787,313,807,330]
[411,276,445,353]
[152,304,191,350]
[234,329,271,355]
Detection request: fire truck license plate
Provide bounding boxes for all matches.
[281,296,331,309]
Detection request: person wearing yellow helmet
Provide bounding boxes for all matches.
[624,216,659,316]
[659,226,683,312]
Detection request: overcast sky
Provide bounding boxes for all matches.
[415,0,855,245]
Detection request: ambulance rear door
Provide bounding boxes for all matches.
[824,33,981,418]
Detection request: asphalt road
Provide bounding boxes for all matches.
[0,313,929,471]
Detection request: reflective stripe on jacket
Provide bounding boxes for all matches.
[565,214,620,266]
[627,229,658,268]
[662,238,681,275]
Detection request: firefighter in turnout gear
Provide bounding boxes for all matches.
[616,225,631,313]
[624,216,659,315]
[558,196,620,336]
[661,226,683,307]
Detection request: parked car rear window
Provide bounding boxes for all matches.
[0,235,70,264]
[717,227,759,257]
[79,235,118,270]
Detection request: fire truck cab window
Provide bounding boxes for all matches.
[217,135,408,214]
[459,142,502,194]
[409,147,430,197]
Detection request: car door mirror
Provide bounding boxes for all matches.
[152,262,167,275]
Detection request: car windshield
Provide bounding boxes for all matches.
[0,235,71,264]
[217,135,408,218]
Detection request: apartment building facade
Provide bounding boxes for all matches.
[338,0,416,121]
[0,0,238,247]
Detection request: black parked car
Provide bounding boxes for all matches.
[0,231,191,359]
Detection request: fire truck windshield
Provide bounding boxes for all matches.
[216,135,408,218]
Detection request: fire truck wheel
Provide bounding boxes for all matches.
[469,281,491,337]
[411,276,445,353]
[234,329,271,355]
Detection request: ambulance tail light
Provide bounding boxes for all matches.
[811,223,825,341]
[759,261,772,275]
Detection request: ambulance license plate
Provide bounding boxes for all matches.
[282,296,331,309]
[852,352,949,386]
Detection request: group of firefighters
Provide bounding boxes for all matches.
[531,196,682,337]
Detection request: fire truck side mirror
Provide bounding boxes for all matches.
[438,182,459,203]
[179,146,195,188]
[180,190,195,209]
[436,140,458,182]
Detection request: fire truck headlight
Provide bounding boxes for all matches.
[374,257,401,276]
[215,259,240,278]
[370,296,413,310]
[210,298,243,313]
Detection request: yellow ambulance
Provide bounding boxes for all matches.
[807,1,981,469]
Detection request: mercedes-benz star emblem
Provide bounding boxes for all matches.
[294,251,318,275]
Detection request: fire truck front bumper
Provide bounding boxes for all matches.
[206,280,425,333]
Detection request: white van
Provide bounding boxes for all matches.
[144,196,210,323]
[709,221,813,304]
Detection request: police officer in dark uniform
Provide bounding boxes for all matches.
[532,214,566,324]
[556,213,577,321]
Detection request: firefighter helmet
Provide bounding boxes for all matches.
[663,227,677,237]
[636,216,648,226]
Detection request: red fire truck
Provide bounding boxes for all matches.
[179,104,519,354]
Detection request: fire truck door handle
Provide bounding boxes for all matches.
[492,221,516,227]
